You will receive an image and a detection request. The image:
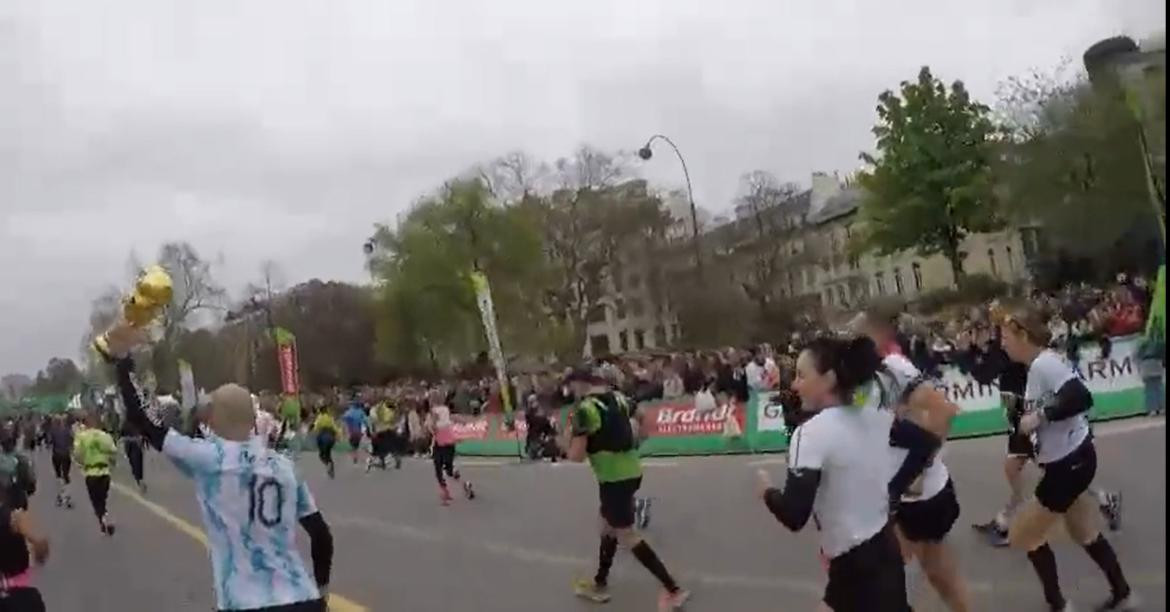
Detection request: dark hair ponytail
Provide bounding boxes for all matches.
[803,335,883,402]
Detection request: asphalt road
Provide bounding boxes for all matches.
[32,417,1166,612]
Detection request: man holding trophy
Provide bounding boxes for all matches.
[96,266,335,612]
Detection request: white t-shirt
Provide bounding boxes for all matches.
[876,354,950,502]
[162,431,320,610]
[745,361,766,390]
[789,404,893,558]
[254,410,279,446]
[1025,350,1090,464]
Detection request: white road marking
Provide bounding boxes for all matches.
[746,457,787,467]
[1095,418,1165,437]
[642,460,679,468]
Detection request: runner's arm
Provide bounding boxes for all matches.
[113,357,167,451]
[8,507,49,565]
[1043,377,1093,422]
[295,478,333,589]
[761,425,824,531]
[887,418,941,502]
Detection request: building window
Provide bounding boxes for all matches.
[824,289,833,306]
[875,272,886,296]
[619,331,629,353]
[634,329,645,351]
[1006,246,1015,272]
[615,300,626,320]
[836,285,847,305]
[630,299,644,318]
[590,335,610,357]
[988,248,999,277]
[912,263,923,291]
[894,268,905,295]
[787,271,796,296]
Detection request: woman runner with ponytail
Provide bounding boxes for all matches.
[756,335,939,611]
[996,302,1137,611]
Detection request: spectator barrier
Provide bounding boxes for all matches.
[454,335,1148,457]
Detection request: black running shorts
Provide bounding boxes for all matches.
[895,478,960,542]
[824,523,911,612]
[598,477,642,530]
[1007,432,1036,458]
[1036,438,1096,513]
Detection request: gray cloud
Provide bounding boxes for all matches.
[1,0,1164,376]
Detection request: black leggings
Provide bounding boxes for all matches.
[317,433,336,466]
[52,453,71,484]
[0,587,46,612]
[124,439,145,483]
[85,475,111,519]
[433,444,458,486]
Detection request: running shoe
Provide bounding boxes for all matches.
[640,498,653,529]
[1100,492,1122,532]
[326,462,335,479]
[364,458,373,473]
[462,480,476,500]
[572,578,611,603]
[100,515,116,536]
[657,588,691,610]
[972,520,1010,547]
[137,481,147,494]
[1095,591,1139,611]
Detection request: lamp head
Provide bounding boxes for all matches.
[637,146,653,161]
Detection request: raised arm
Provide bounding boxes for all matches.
[113,357,167,451]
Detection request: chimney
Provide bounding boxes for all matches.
[809,172,841,219]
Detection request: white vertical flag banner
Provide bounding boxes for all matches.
[470,271,512,413]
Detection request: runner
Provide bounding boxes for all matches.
[311,407,341,479]
[856,310,972,611]
[0,425,35,511]
[0,474,50,612]
[253,398,280,449]
[965,303,1123,544]
[369,395,401,471]
[121,416,148,493]
[426,390,474,506]
[107,325,335,612]
[755,336,933,612]
[340,398,369,466]
[72,411,117,535]
[561,367,690,610]
[47,414,74,509]
[996,302,1137,611]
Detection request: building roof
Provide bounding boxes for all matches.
[809,187,864,225]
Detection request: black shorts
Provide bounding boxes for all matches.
[1007,432,1035,458]
[1036,438,1096,513]
[895,478,960,542]
[598,477,642,529]
[51,453,71,481]
[348,433,362,450]
[225,598,325,612]
[0,586,45,612]
[824,523,911,612]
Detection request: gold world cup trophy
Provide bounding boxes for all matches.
[93,265,174,361]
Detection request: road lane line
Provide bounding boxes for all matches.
[642,461,679,468]
[747,457,787,467]
[1096,418,1165,437]
[111,481,368,612]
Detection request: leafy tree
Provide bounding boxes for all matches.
[30,357,83,396]
[857,66,1003,285]
[995,64,1163,280]
[369,179,549,370]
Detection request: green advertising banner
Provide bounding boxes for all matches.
[455,335,1148,457]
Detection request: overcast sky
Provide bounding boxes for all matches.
[0,0,1164,377]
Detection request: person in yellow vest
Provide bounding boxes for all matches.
[311,407,341,479]
[369,397,402,471]
[73,411,118,535]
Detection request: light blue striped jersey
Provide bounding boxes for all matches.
[162,430,320,610]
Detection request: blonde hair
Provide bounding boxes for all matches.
[993,299,1051,347]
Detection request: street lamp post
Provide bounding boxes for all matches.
[639,134,703,275]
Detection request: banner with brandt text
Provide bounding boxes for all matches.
[451,336,1147,457]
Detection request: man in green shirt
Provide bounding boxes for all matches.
[73,412,118,536]
[561,367,690,610]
